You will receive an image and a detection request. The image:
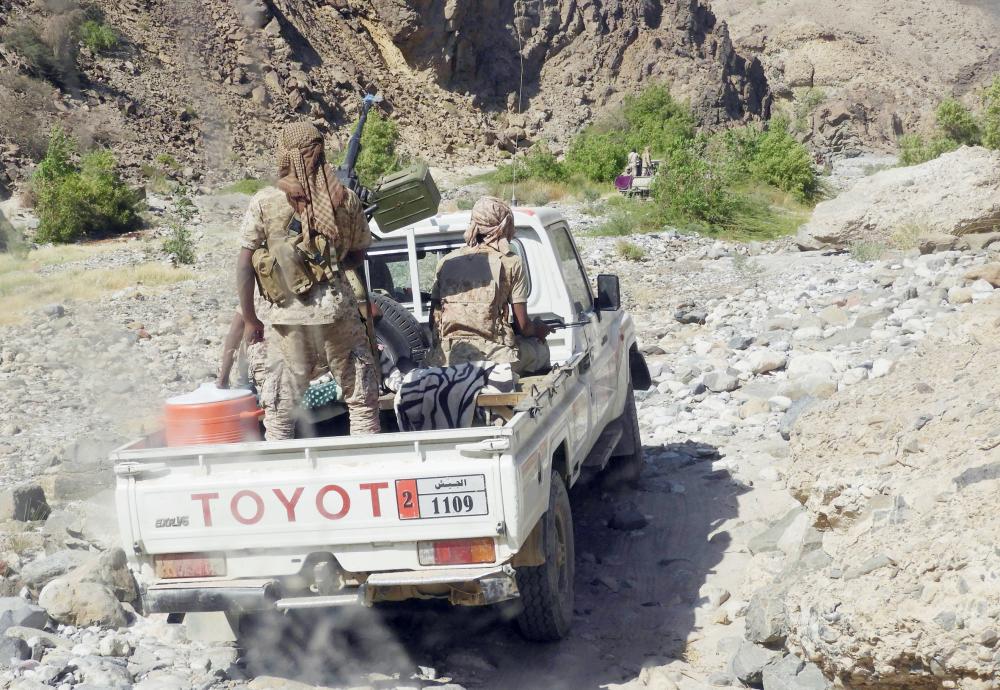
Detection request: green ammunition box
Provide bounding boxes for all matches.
[372,163,441,233]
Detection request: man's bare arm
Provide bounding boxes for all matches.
[237,248,264,344]
[512,303,551,339]
[217,312,244,388]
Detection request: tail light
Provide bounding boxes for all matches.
[418,538,496,566]
[154,553,226,579]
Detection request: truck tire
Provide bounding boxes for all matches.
[372,292,429,376]
[515,471,574,642]
[603,386,643,488]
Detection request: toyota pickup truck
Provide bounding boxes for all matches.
[112,207,651,641]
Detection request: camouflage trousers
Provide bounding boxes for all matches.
[249,318,381,439]
[245,340,291,441]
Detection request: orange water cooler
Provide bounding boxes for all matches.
[164,384,264,447]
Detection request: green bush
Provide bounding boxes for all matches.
[898,133,959,166]
[619,86,696,152]
[349,111,404,187]
[747,118,817,200]
[615,239,646,261]
[163,224,195,264]
[653,141,739,227]
[79,20,118,54]
[494,142,566,184]
[220,178,268,195]
[33,128,143,243]
[983,76,1000,150]
[563,131,629,182]
[936,99,981,145]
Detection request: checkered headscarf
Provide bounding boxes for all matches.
[464,196,514,248]
[276,122,346,248]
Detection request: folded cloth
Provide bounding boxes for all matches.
[303,379,341,409]
[395,362,515,432]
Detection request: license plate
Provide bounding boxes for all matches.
[154,553,226,579]
[395,474,489,520]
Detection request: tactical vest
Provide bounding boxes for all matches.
[436,246,513,346]
[251,191,337,305]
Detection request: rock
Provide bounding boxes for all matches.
[0,634,31,662]
[0,597,48,634]
[729,335,754,350]
[66,549,139,605]
[748,350,787,375]
[870,358,894,379]
[746,587,789,646]
[786,354,836,378]
[674,308,707,325]
[779,396,815,440]
[730,639,779,685]
[609,504,648,531]
[0,483,51,521]
[134,673,192,690]
[796,147,1000,250]
[768,395,793,412]
[919,233,968,254]
[705,372,740,392]
[740,398,771,419]
[251,85,270,106]
[3,625,72,649]
[817,306,848,326]
[38,579,127,627]
[42,304,65,318]
[965,232,1000,251]
[948,286,974,304]
[762,653,830,690]
[964,263,1000,287]
[20,550,89,590]
[748,507,808,555]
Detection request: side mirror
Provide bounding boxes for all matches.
[595,274,621,312]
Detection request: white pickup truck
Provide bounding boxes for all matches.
[112,207,651,641]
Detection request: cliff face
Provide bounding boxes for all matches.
[0,0,769,186]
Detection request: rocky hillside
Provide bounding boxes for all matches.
[712,0,1000,155]
[0,0,769,190]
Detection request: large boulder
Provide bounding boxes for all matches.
[38,579,126,628]
[0,597,48,634]
[797,147,1000,250]
[0,483,50,522]
[20,549,89,590]
[65,548,139,605]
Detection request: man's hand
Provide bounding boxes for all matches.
[531,318,552,340]
[243,315,265,344]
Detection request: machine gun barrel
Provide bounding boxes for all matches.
[337,93,381,217]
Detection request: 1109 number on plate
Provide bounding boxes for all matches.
[395,475,488,520]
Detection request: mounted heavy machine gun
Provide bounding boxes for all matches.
[336,93,441,233]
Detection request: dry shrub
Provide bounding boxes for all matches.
[0,73,58,159]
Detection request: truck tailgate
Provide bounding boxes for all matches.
[116,431,510,563]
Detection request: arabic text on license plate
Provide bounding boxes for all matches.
[395,474,488,520]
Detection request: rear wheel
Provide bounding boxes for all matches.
[515,472,574,642]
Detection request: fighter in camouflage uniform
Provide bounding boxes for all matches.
[236,123,380,439]
[425,197,550,374]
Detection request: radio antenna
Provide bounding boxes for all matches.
[510,3,525,206]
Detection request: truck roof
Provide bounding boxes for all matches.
[372,206,565,240]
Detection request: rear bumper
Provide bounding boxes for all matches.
[142,565,519,614]
[144,578,278,614]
